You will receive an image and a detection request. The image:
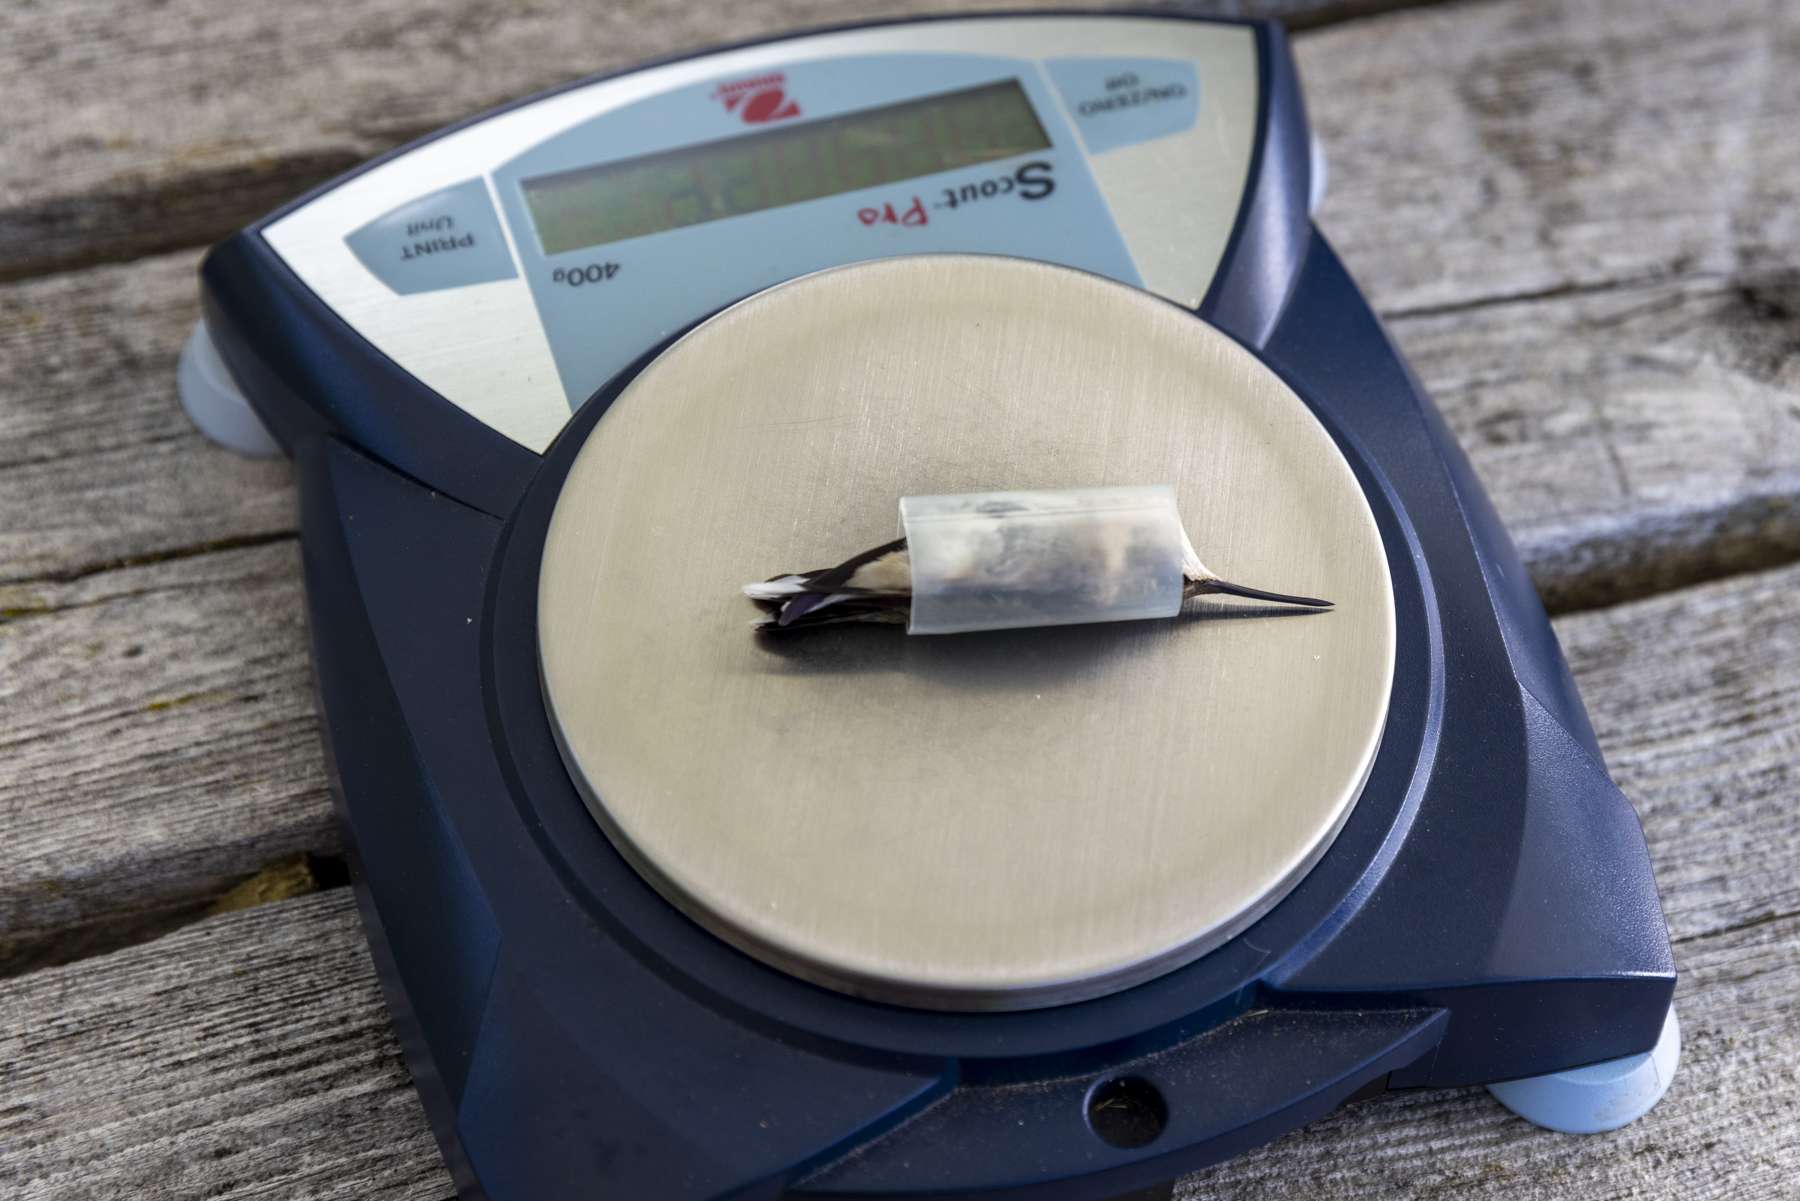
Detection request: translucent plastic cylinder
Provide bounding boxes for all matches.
[901,485,1186,635]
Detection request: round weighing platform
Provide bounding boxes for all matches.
[538,255,1395,1011]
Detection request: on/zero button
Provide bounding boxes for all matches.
[1045,58,1201,156]
[345,178,519,295]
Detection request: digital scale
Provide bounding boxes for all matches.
[180,13,1680,1200]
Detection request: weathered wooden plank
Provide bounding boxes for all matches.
[1298,0,1800,315]
[0,850,1790,1198]
[3,256,1798,973]
[0,249,294,585]
[1406,274,1800,612]
[0,541,330,977]
[1558,566,1800,945]
[2,555,1795,1198]
[0,0,1425,282]
[0,889,450,1201]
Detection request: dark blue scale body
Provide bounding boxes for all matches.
[195,14,1673,1199]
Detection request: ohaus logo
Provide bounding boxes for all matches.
[712,72,801,124]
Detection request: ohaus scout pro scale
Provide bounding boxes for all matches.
[179,13,1679,1200]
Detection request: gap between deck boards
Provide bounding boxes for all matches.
[0,530,298,593]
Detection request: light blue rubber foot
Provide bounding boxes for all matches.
[178,320,281,456]
[1488,1006,1680,1134]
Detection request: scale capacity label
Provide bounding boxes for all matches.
[550,261,622,288]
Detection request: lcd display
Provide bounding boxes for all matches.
[521,79,1051,255]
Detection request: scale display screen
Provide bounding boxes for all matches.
[520,79,1051,254]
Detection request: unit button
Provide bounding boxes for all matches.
[1045,58,1200,155]
[345,178,518,295]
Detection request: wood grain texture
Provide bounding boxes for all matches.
[0,541,330,977]
[1408,274,1800,612]
[0,249,294,584]
[0,0,1422,282]
[1298,0,1800,315]
[2,558,1796,1200]
[1559,566,1800,947]
[0,889,450,1201]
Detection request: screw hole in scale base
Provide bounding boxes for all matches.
[1086,1076,1169,1150]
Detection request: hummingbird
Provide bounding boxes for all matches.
[743,533,1331,632]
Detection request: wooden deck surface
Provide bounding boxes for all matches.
[3,0,1797,1196]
